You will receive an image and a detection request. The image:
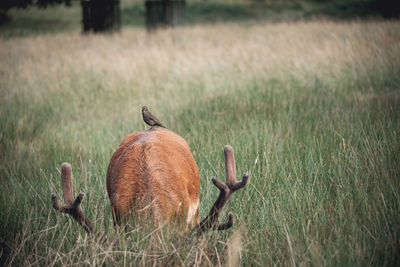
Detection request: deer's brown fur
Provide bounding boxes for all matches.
[106,128,200,229]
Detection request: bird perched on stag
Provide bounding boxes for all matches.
[142,106,166,130]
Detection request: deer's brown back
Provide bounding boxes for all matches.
[106,129,200,228]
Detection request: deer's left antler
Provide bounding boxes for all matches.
[51,163,93,234]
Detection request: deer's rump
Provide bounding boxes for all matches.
[106,129,201,228]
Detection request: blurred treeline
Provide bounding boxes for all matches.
[124,0,400,26]
[1,0,399,25]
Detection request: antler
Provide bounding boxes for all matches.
[51,163,93,234]
[197,145,250,234]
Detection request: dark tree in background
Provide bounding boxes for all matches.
[372,0,400,18]
[81,0,120,33]
[0,0,121,33]
[0,0,29,10]
[145,0,186,31]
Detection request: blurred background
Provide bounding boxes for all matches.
[1,0,399,36]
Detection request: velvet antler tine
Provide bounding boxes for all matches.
[71,192,84,208]
[51,163,93,234]
[212,177,229,193]
[61,162,74,205]
[51,193,62,211]
[224,145,237,185]
[217,213,234,231]
[231,173,250,191]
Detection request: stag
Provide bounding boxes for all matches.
[51,121,249,235]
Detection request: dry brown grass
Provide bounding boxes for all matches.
[1,20,398,118]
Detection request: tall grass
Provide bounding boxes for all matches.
[1,20,400,265]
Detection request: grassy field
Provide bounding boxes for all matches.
[1,10,400,266]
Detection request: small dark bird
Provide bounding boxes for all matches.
[142,106,166,130]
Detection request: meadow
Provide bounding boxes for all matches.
[1,3,400,266]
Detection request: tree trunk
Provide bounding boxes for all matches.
[81,0,120,33]
[145,0,185,31]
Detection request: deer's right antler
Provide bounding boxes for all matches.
[197,145,250,234]
[51,163,93,234]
